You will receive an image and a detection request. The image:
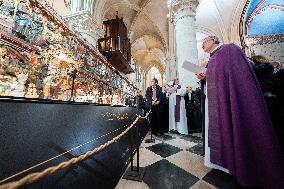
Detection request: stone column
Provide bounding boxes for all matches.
[71,0,81,13]
[165,56,177,82]
[139,70,146,95]
[172,0,199,88]
[83,0,93,12]
[165,16,177,82]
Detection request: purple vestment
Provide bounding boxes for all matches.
[206,44,284,188]
[175,85,182,122]
[175,95,181,122]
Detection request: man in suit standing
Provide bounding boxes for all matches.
[146,78,163,136]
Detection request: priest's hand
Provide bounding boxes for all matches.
[196,71,206,80]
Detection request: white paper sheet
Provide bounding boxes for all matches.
[182,60,202,74]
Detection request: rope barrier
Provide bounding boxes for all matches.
[0,112,150,189]
[0,122,129,184]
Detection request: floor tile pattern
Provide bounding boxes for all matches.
[116,133,249,189]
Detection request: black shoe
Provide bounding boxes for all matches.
[169,130,177,134]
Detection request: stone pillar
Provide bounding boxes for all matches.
[172,0,199,88]
[83,0,93,12]
[71,0,81,13]
[165,56,177,82]
[165,17,177,82]
[138,70,146,95]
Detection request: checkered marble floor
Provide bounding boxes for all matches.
[116,132,248,189]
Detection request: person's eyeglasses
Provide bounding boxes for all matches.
[202,38,213,43]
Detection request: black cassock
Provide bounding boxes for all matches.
[191,89,202,131]
[184,93,195,133]
[161,92,169,133]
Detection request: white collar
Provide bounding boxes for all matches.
[210,44,221,54]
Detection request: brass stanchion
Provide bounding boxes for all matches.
[145,108,155,143]
[122,118,145,181]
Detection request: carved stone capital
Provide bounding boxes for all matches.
[171,0,199,13]
[245,33,284,46]
[171,0,199,23]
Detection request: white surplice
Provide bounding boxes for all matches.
[168,85,188,135]
[204,84,229,173]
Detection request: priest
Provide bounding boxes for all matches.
[168,78,188,135]
[196,36,284,188]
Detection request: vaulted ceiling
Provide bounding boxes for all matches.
[98,0,168,74]
[54,0,248,74]
[196,0,247,43]
[94,0,247,74]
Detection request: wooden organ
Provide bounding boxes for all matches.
[98,16,133,74]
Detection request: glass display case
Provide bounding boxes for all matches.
[0,0,136,105]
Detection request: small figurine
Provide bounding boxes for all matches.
[112,93,121,105]
[30,51,38,71]
[0,75,16,96]
[43,75,52,99]
[75,88,87,102]
[9,73,28,97]
[98,97,103,104]
[12,0,31,39]
[25,83,39,98]
[27,8,44,42]
[2,0,15,17]
[106,94,112,104]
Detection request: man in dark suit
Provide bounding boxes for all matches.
[146,78,164,136]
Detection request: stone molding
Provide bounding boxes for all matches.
[246,33,284,46]
[64,11,104,44]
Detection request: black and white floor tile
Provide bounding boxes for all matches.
[146,143,182,158]
[116,133,246,189]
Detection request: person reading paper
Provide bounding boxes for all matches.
[195,35,284,188]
